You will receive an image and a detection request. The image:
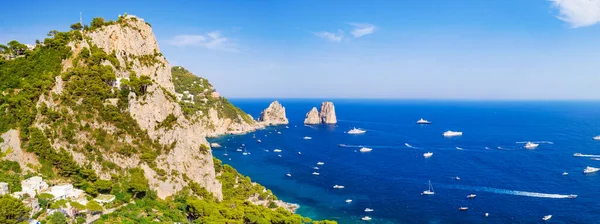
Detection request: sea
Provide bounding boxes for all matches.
[209,99,600,224]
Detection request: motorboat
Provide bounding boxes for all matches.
[303,136,312,140]
[416,118,431,124]
[592,158,600,161]
[594,135,600,140]
[298,152,302,155]
[277,132,282,134]
[210,143,221,148]
[568,194,577,198]
[455,176,461,180]
[333,185,345,189]
[345,199,352,203]
[317,162,325,165]
[361,216,372,221]
[524,142,539,149]
[456,147,463,150]
[236,148,243,152]
[421,180,435,195]
[584,166,600,174]
[312,172,320,175]
[459,207,468,211]
[313,166,320,170]
[423,152,433,158]
[257,139,262,143]
[485,213,489,217]
[338,144,347,147]
[273,149,282,153]
[277,155,282,157]
[359,147,373,152]
[574,153,583,157]
[347,127,366,134]
[443,131,463,137]
[467,194,476,199]
[562,172,569,175]
[543,215,552,221]
[286,173,291,177]
[364,208,374,212]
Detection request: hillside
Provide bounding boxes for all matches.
[0,15,334,223]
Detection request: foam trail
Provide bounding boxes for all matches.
[574,153,600,158]
[444,185,572,199]
[339,144,404,149]
[456,147,464,150]
[405,143,417,149]
[516,141,554,144]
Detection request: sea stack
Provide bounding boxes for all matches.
[319,102,337,124]
[304,107,320,124]
[258,101,289,125]
[303,102,337,124]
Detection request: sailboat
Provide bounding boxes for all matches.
[421,180,434,195]
[223,148,228,156]
[242,148,249,156]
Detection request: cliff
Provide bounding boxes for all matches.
[303,102,337,124]
[258,101,289,125]
[304,107,320,124]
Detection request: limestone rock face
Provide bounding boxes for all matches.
[303,107,320,124]
[319,102,337,124]
[258,101,289,125]
[0,130,40,173]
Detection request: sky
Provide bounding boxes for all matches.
[2,0,600,100]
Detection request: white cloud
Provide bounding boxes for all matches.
[550,0,600,28]
[168,31,237,51]
[313,30,344,42]
[348,23,376,38]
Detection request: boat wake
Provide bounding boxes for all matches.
[404,143,418,149]
[515,141,554,144]
[339,144,404,149]
[444,185,573,199]
[574,153,600,158]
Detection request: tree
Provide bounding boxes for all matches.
[70,22,83,30]
[7,40,26,56]
[38,193,55,209]
[47,211,67,224]
[86,200,103,214]
[0,44,7,53]
[90,17,105,29]
[128,168,149,198]
[0,195,30,224]
[94,179,112,194]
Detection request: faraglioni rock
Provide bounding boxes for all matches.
[303,101,337,124]
[304,107,320,124]
[258,101,289,125]
[319,102,337,124]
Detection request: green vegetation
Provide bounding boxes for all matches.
[0,195,30,224]
[171,66,254,123]
[156,113,177,130]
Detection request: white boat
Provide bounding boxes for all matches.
[236,148,243,152]
[257,139,262,143]
[285,126,289,128]
[242,148,249,156]
[583,166,599,174]
[303,136,312,140]
[361,216,372,221]
[592,158,600,161]
[317,162,325,165]
[359,147,373,152]
[416,118,431,124]
[568,194,577,198]
[210,143,221,148]
[273,149,282,153]
[264,149,269,152]
[312,172,320,175]
[485,213,489,217]
[313,166,320,170]
[333,185,345,189]
[467,194,476,199]
[364,208,374,212]
[459,207,468,211]
[347,127,366,134]
[594,135,600,140]
[423,152,433,158]
[278,154,282,157]
[345,199,352,203]
[421,180,435,195]
[524,142,539,149]
[455,176,461,180]
[562,172,569,175]
[574,153,583,157]
[223,148,228,156]
[443,131,463,137]
[298,152,302,155]
[456,147,463,150]
[485,147,490,150]
[338,144,347,147]
[286,173,292,177]
[542,215,552,221]
[277,132,282,134]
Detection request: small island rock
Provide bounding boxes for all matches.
[304,107,320,124]
[319,102,337,124]
[258,101,289,125]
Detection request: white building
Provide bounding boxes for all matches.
[0,182,9,195]
[49,184,84,201]
[21,176,48,197]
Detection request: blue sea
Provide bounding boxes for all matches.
[210,99,600,224]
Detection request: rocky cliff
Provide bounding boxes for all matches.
[319,102,337,124]
[258,101,289,125]
[304,107,320,124]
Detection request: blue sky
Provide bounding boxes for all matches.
[2,0,600,99]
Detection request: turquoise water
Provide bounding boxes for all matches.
[210,100,600,223]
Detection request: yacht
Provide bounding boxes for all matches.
[236,148,243,152]
[210,143,221,148]
[524,142,539,149]
[562,172,569,175]
[298,152,302,155]
[333,185,345,189]
[359,147,373,153]
[443,131,463,137]
[423,152,433,158]
[347,127,367,134]
[542,215,552,221]
[455,176,461,180]
[458,207,469,211]
[313,166,320,170]
[568,194,578,198]
[361,216,372,221]
[364,208,374,212]
[421,180,435,195]
[242,148,249,156]
[485,213,489,217]
[594,135,600,140]
[467,194,476,199]
[416,118,431,124]
[286,126,289,129]
[317,162,325,165]
[273,149,282,153]
[277,132,282,134]
[456,147,464,150]
[278,155,282,157]
[584,166,599,174]
[257,139,262,143]
[345,199,352,203]
[286,173,292,177]
[592,158,600,161]
[312,172,320,176]
[303,136,312,140]
[574,153,583,157]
